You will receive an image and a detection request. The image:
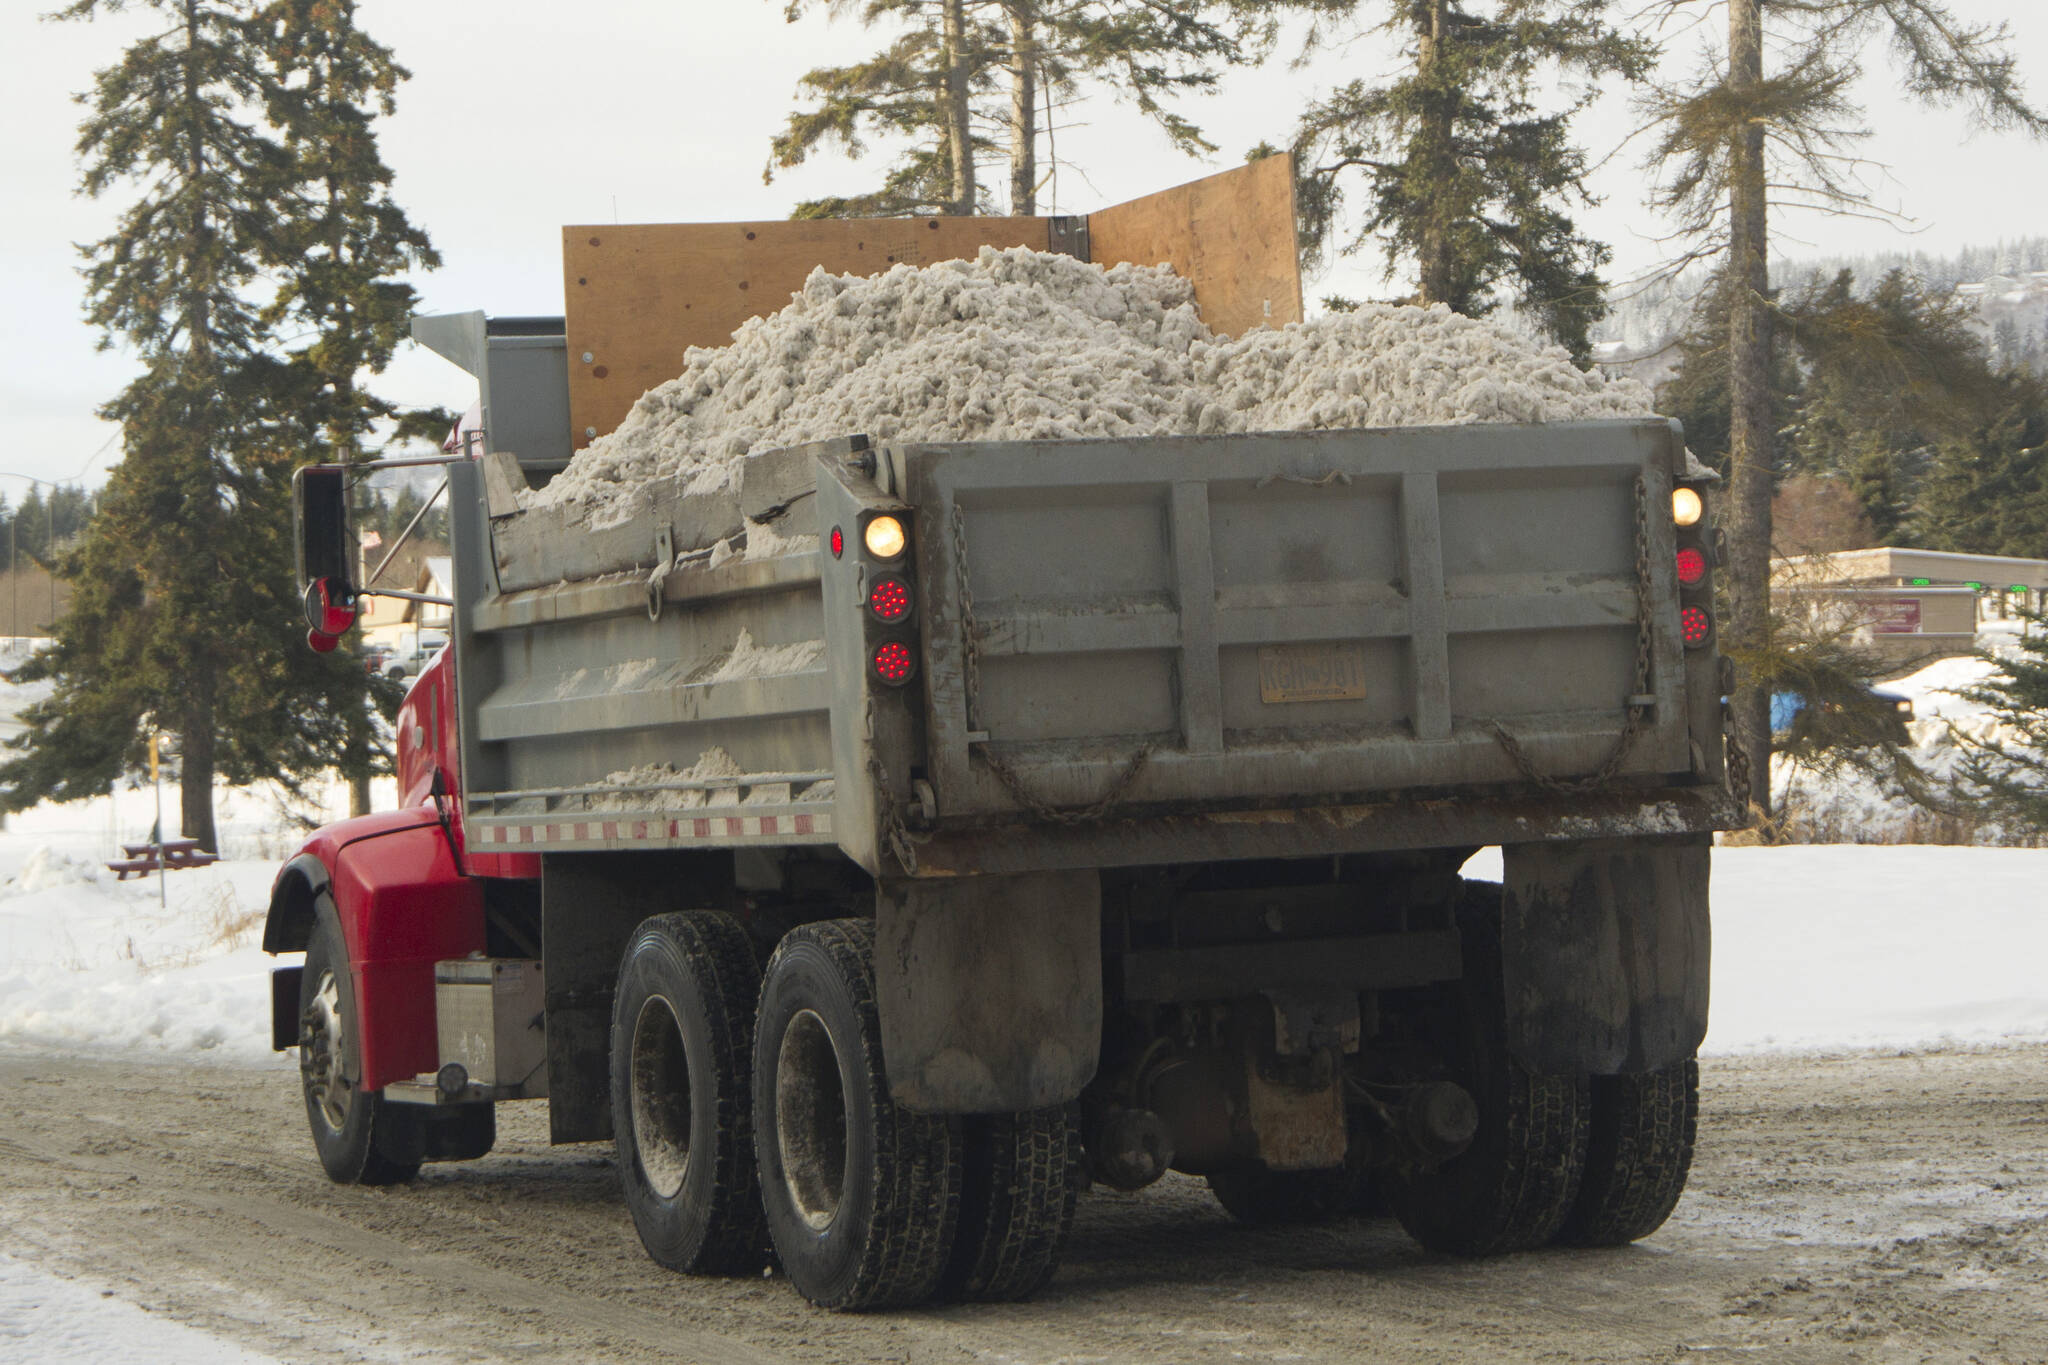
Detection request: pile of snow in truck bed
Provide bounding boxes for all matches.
[528,246,1654,525]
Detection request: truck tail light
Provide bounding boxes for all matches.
[1680,605,1712,647]
[1672,487,1704,527]
[872,641,916,684]
[830,526,844,558]
[1675,547,1707,587]
[869,576,912,622]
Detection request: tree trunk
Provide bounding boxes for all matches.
[1006,5,1037,215]
[1414,0,1457,308]
[180,664,219,854]
[940,0,977,215]
[1725,0,1774,816]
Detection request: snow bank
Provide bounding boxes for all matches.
[1464,843,2048,1053]
[528,246,1653,526]
[0,853,285,1061]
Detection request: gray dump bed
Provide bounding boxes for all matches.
[450,418,1730,872]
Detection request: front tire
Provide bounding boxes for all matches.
[1381,881,1588,1257]
[1557,1059,1699,1246]
[610,912,768,1274]
[753,920,960,1310]
[299,911,421,1186]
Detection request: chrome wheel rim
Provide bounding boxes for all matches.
[301,969,350,1132]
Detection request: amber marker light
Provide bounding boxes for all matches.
[864,515,907,559]
[1672,487,1704,527]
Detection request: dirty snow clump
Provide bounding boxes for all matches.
[528,245,1653,524]
[596,745,829,810]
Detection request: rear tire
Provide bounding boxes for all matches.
[1382,881,1588,1257]
[1557,1058,1699,1246]
[940,1105,1080,1301]
[299,912,421,1186]
[753,919,960,1310]
[1207,1162,1371,1227]
[610,911,768,1275]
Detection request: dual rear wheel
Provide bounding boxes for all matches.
[1206,882,1697,1255]
[612,914,1078,1310]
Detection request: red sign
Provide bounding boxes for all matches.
[1867,599,1922,634]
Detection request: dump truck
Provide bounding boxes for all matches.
[265,159,1743,1311]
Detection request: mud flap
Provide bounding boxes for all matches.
[1500,834,1710,1075]
[875,870,1101,1113]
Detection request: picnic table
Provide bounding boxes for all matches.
[108,839,220,879]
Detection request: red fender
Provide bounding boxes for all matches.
[270,810,484,1092]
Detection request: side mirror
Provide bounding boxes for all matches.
[293,466,356,601]
[303,577,359,637]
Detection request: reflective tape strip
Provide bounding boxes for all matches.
[472,812,832,846]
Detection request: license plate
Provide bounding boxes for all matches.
[1258,643,1368,704]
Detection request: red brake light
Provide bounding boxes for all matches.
[1680,605,1712,647]
[830,526,844,559]
[1675,547,1707,586]
[872,641,916,684]
[869,576,911,622]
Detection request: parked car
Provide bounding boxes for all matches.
[1771,682,1914,749]
[382,631,448,681]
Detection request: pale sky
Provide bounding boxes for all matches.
[3,1,2044,496]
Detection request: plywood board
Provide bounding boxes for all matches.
[1088,155,1303,340]
[564,217,1050,448]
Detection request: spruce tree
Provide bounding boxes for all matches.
[1291,2,1654,362]
[1953,610,2048,835]
[1638,0,2046,813]
[1907,371,2048,560]
[1654,267,1798,480]
[256,0,438,816]
[1784,268,2001,540]
[768,1,1001,217]
[5,0,288,851]
[4,0,431,846]
[767,1,1287,217]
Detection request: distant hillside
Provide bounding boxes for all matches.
[1591,237,2048,386]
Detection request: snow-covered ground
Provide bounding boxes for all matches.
[0,655,391,1063]
[0,1256,280,1365]
[1,634,2043,1355]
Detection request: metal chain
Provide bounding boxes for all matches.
[863,696,927,876]
[978,743,1155,827]
[950,503,982,731]
[1724,717,1754,810]
[1487,474,1656,795]
[950,501,1151,825]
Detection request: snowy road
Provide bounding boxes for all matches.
[3,1044,2045,1364]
